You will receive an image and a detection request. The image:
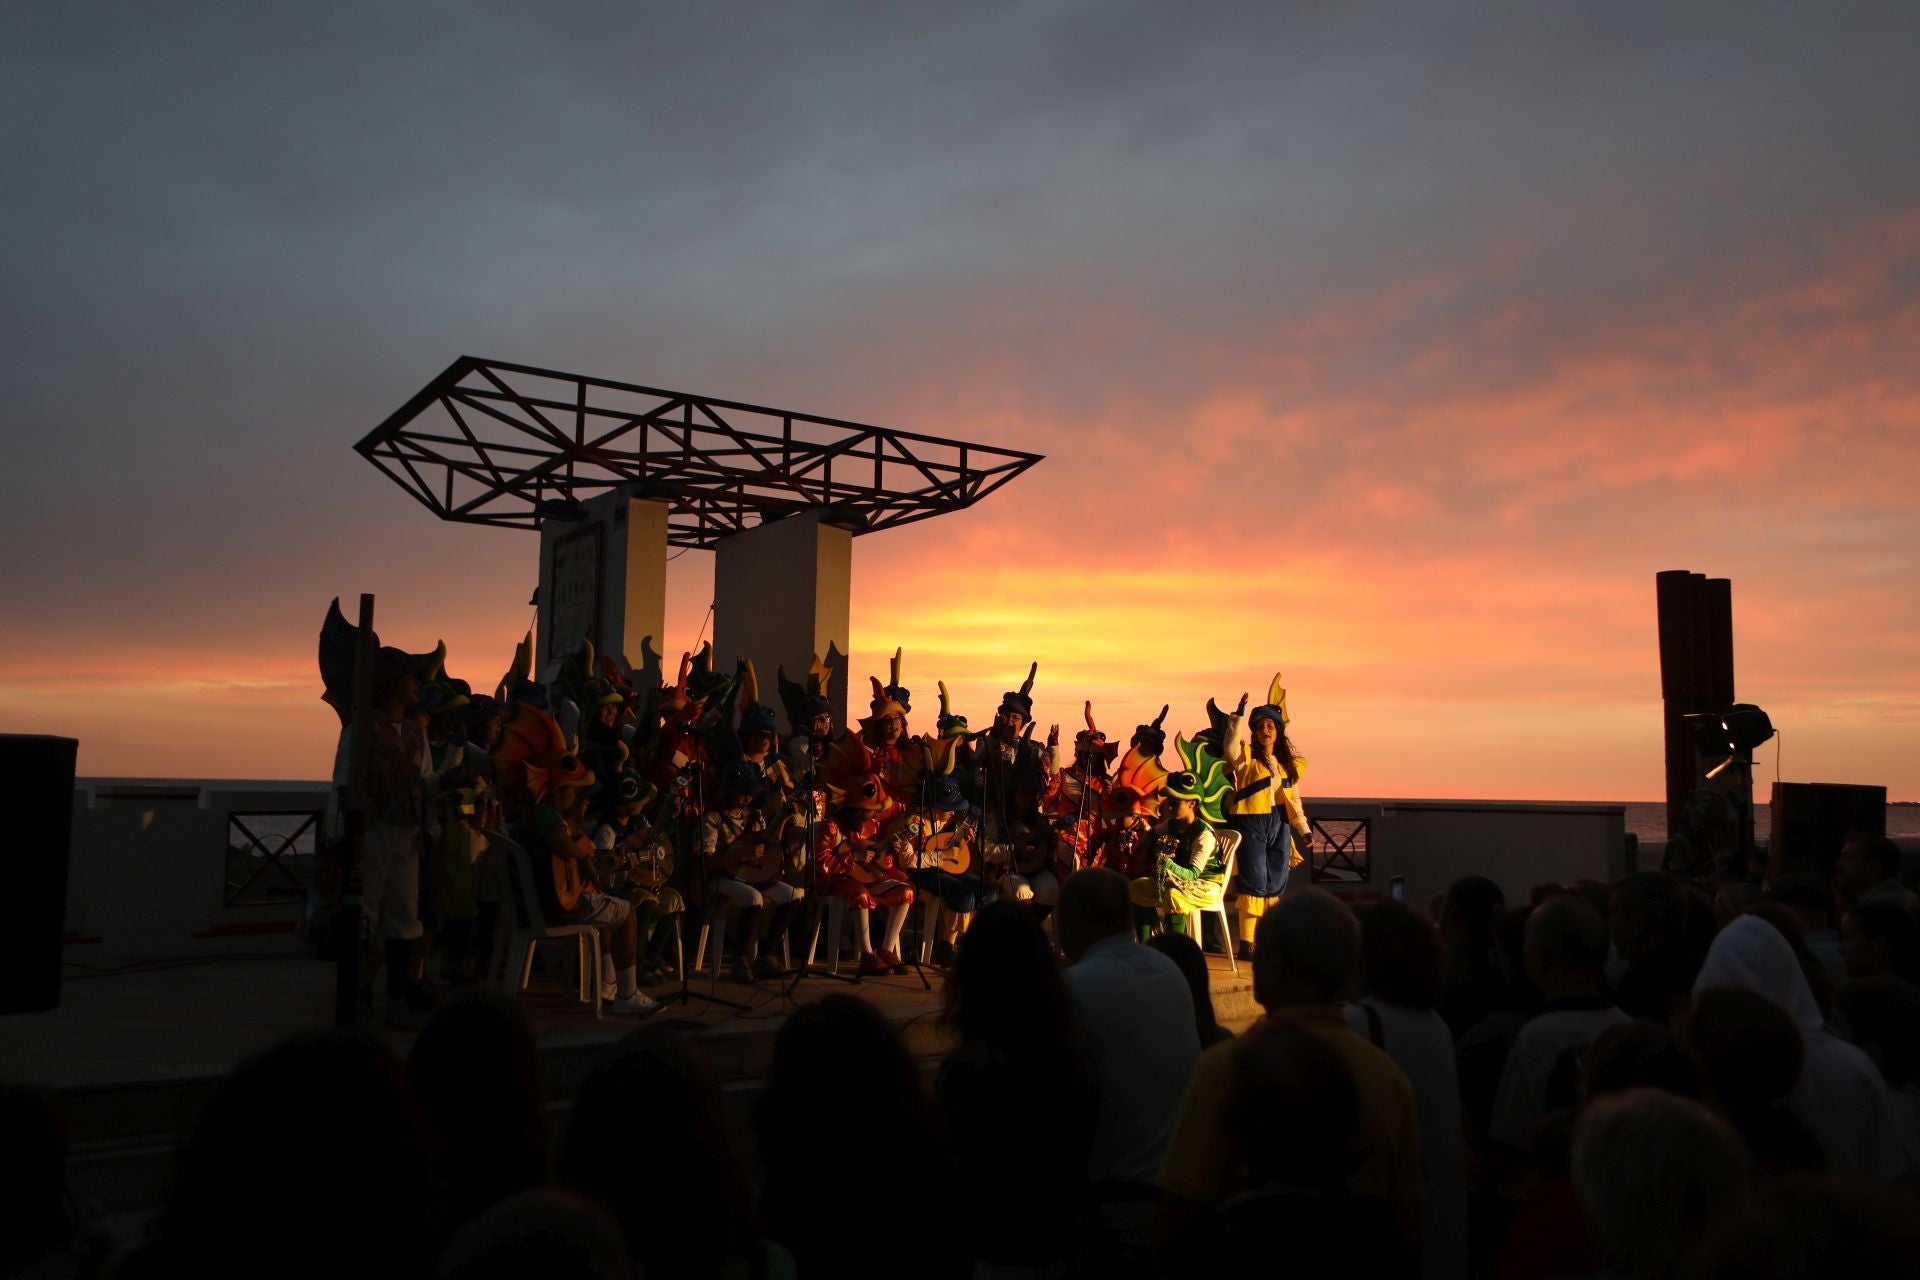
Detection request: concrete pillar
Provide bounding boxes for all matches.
[536,490,669,669]
[713,512,852,731]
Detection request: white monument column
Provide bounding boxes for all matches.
[536,490,670,669]
[713,512,852,731]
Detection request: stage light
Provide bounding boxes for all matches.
[1692,704,1773,779]
[1720,704,1775,753]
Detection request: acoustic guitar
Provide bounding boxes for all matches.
[1008,827,1057,879]
[549,830,592,916]
[551,857,586,915]
[715,829,784,887]
[843,836,905,886]
[617,832,676,891]
[923,823,975,876]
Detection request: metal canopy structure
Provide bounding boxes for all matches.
[357,356,1044,548]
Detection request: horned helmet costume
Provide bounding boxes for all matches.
[777,653,835,728]
[1130,705,1171,759]
[736,659,780,738]
[493,702,596,806]
[1073,701,1120,771]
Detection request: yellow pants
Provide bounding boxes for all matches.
[939,905,972,946]
[1235,891,1280,944]
[1130,875,1225,916]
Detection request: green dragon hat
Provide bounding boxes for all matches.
[1168,733,1232,825]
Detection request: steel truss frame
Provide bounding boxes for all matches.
[356,356,1044,548]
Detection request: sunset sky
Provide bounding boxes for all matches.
[3,4,1916,801]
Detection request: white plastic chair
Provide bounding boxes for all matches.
[916,893,945,965]
[1183,828,1242,975]
[495,833,602,1017]
[692,894,796,979]
[805,896,855,974]
[599,911,687,1000]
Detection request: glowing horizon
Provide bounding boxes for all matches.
[2,6,1915,800]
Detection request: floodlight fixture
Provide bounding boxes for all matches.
[1692,703,1774,779]
[1720,704,1775,754]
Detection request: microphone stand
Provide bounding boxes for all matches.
[889,773,933,991]
[789,739,860,993]
[660,756,751,1018]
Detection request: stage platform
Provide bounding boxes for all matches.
[3,940,1258,1217]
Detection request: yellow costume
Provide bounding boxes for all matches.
[1222,672,1313,945]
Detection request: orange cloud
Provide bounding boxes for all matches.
[10,205,1918,802]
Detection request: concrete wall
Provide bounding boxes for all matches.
[535,491,669,667]
[1307,799,1628,909]
[65,780,330,961]
[712,513,853,730]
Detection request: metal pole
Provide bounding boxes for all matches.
[333,593,376,1028]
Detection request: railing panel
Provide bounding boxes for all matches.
[1308,815,1371,883]
[224,809,322,907]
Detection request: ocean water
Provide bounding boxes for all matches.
[1617,801,1920,843]
[1320,800,1920,844]
[1320,794,1920,844]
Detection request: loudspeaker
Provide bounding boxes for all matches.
[1769,781,1885,878]
[0,735,78,1014]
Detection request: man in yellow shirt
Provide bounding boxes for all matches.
[1157,890,1422,1267]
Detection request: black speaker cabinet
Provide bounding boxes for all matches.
[0,735,78,1014]
[1769,781,1886,878]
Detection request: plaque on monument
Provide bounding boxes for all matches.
[546,523,603,659]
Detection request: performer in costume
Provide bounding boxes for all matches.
[720,661,809,961]
[428,766,485,986]
[1002,817,1066,916]
[461,694,505,783]
[860,649,914,804]
[902,773,982,962]
[721,661,796,815]
[987,729,1063,913]
[645,650,714,813]
[774,783,824,891]
[410,652,468,776]
[978,663,1048,871]
[400,651,472,988]
[698,763,805,981]
[495,704,659,1016]
[457,690,508,979]
[813,733,916,976]
[1042,701,1117,868]
[1129,703,1172,761]
[1220,672,1314,960]
[1089,737,1170,878]
[361,643,440,1024]
[777,652,848,781]
[577,660,632,799]
[1129,735,1231,941]
[933,680,979,806]
[590,756,684,985]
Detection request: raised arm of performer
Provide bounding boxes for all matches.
[1221,673,1311,961]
